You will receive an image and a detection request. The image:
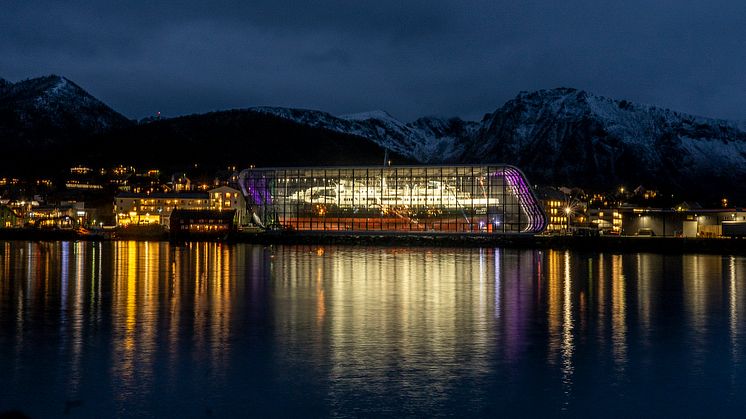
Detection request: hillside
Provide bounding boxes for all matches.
[1,75,745,201]
[82,109,411,169]
[0,75,132,173]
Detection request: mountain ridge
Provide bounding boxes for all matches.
[251,87,746,199]
[0,74,744,201]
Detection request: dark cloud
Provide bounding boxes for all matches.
[2,0,745,121]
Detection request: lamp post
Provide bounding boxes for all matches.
[565,207,571,232]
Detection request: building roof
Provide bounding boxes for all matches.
[208,185,241,193]
[115,192,209,199]
[534,186,567,200]
[674,201,703,210]
[170,209,236,222]
[241,164,533,175]
[617,207,745,214]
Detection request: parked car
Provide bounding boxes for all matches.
[636,228,655,236]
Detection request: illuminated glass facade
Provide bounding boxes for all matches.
[239,165,547,234]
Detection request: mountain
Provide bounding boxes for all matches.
[252,107,476,163]
[80,109,413,170]
[462,88,746,196]
[1,74,745,201]
[0,75,132,173]
[256,88,746,200]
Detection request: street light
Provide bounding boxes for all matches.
[565,207,571,231]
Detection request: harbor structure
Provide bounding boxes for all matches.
[239,165,547,233]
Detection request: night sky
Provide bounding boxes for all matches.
[2,0,745,121]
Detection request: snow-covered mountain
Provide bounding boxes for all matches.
[0,75,132,145]
[2,74,745,199]
[255,88,746,198]
[252,107,476,163]
[465,88,746,194]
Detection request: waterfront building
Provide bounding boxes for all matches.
[114,186,246,228]
[0,200,88,229]
[535,186,569,232]
[114,192,210,226]
[238,165,546,233]
[588,208,622,234]
[619,207,746,237]
[169,209,236,236]
[209,186,248,226]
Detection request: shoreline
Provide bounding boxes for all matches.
[227,231,746,254]
[1,228,746,254]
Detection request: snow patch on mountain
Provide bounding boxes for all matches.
[251,106,470,163]
[679,136,746,169]
[340,109,398,122]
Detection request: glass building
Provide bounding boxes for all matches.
[238,165,547,234]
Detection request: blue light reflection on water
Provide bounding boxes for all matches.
[1,241,746,417]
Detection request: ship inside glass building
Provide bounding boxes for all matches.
[239,165,546,234]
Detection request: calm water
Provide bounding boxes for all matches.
[1,241,746,417]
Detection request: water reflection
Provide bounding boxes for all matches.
[730,256,741,360]
[271,247,502,415]
[611,254,626,374]
[683,254,723,372]
[561,252,574,407]
[728,255,745,396]
[1,242,746,416]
